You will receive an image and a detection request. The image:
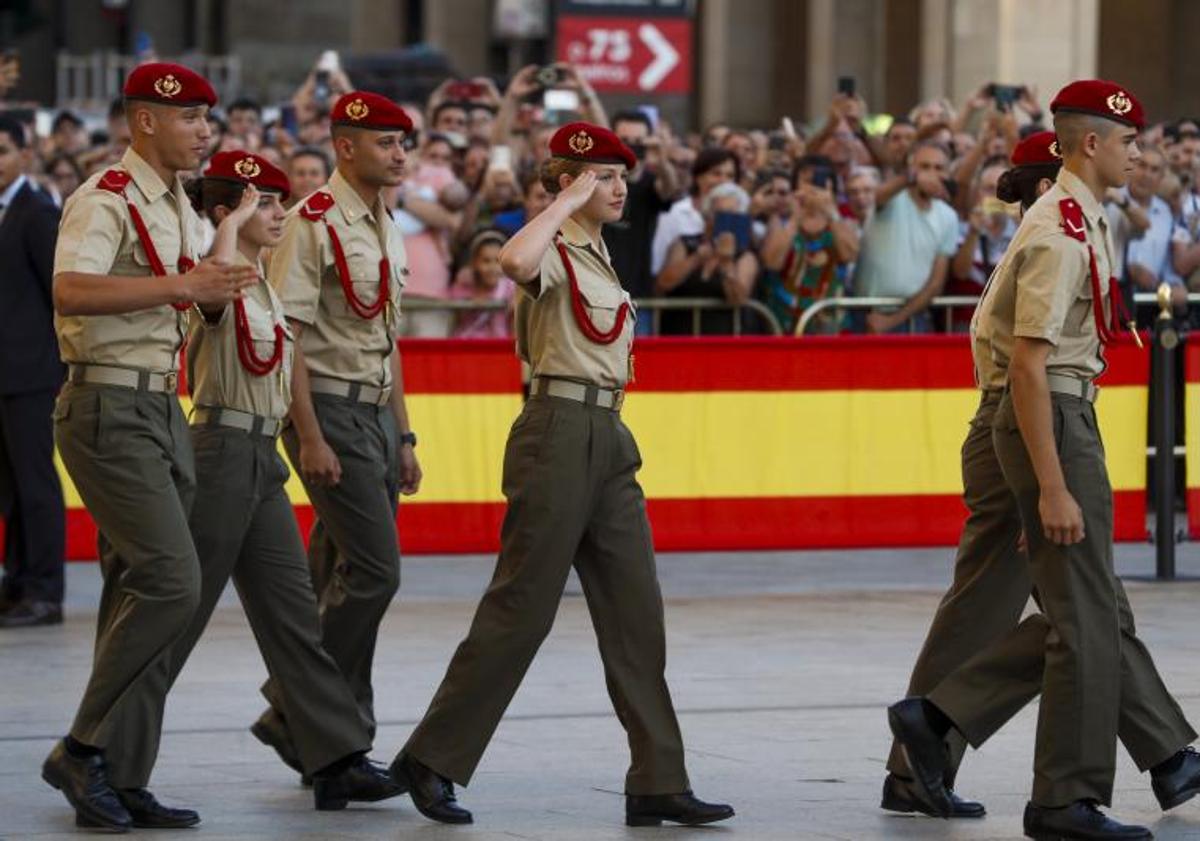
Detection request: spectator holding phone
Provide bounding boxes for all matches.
[655,182,759,335]
[651,148,739,277]
[854,141,958,333]
[947,158,1017,330]
[761,162,860,334]
[604,110,682,333]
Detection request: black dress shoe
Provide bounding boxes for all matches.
[389,753,472,824]
[250,716,304,776]
[0,599,62,628]
[313,755,406,810]
[41,740,132,833]
[1152,746,1200,811]
[625,792,735,826]
[1024,800,1152,840]
[881,773,985,818]
[887,698,953,818]
[78,788,199,829]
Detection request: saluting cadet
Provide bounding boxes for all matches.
[889,82,1200,841]
[118,150,401,811]
[254,91,421,771]
[42,63,257,831]
[390,122,734,829]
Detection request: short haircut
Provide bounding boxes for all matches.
[611,109,652,133]
[753,167,790,191]
[45,152,83,179]
[1052,112,1121,155]
[290,145,332,177]
[701,181,750,214]
[847,165,881,185]
[886,117,915,134]
[908,139,951,162]
[108,98,125,121]
[53,110,84,132]
[691,147,740,183]
[227,97,261,116]
[0,115,26,148]
[432,102,467,124]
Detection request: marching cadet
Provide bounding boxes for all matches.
[254,91,421,770]
[890,82,1200,841]
[42,63,257,831]
[389,122,734,828]
[130,150,400,810]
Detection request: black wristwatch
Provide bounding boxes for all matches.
[400,431,418,448]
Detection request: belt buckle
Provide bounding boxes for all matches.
[163,372,178,392]
[612,390,625,412]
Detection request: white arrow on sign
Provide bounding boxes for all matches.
[637,23,679,91]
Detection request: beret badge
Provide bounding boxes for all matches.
[1106,92,1133,116]
[346,98,370,121]
[1049,140,1060,157]
[154,74,182,98]
[234,157,262,179]
[568,130,594,155]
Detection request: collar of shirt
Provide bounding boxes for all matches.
[1056,168,1108,233]
[121,146,177,204]
[559,215,610,260]
[0,173,27,208]
[328,168,386,226]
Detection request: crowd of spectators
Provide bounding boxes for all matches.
[6,55,1200,337]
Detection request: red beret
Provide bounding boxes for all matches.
[549,121,636,169]
[203,151,291,201]
[123,62,217,108]
[1050,79,1145,131]
[331,91,413,132]
[1011,131,1062,167]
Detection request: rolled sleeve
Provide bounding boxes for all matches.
[269,214,323,326]
[1012,239,1086,346]
[52,190,124,276]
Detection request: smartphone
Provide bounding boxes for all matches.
[313,70,331,109]
[987,83,1023,111]
[811,166,836,190]
[837,76,856,97]
[279,104,298,136]
[543,88,580,112]
[535,65,563,88]
[447,80,485,101]
[712,211,752,253]
[489,144,512,171]
[636,104,660,132]
[781,116,798,139]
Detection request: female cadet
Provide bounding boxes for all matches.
[167,151,403,810]
[389,122,734,829]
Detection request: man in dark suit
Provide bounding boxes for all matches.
[0,114,66,627]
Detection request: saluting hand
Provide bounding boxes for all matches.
[556,170,599,214]
[1039,486,1085,546]
[300,437,342,488]
[183,259,258,305]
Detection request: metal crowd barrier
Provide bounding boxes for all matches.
[403,297,785,336]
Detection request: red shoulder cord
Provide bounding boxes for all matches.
[1059,198,1142,348]
[233,295,285,376]
[97,169,193,312]
[300,191,389,320]
[554,238,630,345]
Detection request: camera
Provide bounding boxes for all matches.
[535,66,563,89]
[986,83,1025,112]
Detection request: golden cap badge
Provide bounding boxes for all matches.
[1107,92,1133,116]
[568,130,594,156]
[345,98,370,121]
[233,157,262,179]
[1049,141,1060,157]
[154,74,182,98]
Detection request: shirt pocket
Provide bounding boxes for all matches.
[577,279,627,334]
[243,299,285,363]
[333,246,389,318]
[1066,278,1095,337]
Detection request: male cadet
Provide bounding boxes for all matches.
[42,63,257,831]
[257,90,420,771]
[890,81,1200,841]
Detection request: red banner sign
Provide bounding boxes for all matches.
[556,15,692,94]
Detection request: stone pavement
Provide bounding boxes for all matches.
[2,545,1200,840]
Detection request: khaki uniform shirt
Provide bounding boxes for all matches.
[972,168,1114,383]
[54,147,204,372]
[270,169,407,388]
[188,251,294,420]
[516,217,635,390]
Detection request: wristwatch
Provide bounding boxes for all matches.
[400,431,417,448]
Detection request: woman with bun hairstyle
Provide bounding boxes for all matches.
[167,151,404,811]
[390,123,734,829]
